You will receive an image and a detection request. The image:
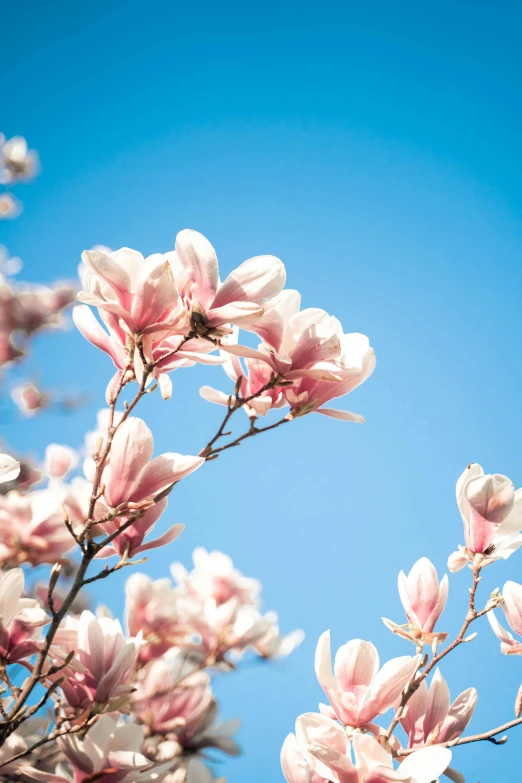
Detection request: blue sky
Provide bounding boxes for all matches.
[2,1,522,780]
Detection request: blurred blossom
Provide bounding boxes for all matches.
[0,193,22,219]
[0,135,39,184]
[0,245,22,277]
[12,382,50,416]
[0,453,20,484]
[44,444,78,480]
[171,548,260,606]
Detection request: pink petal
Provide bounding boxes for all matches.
[212,255,286,309]
[105,418,154,507]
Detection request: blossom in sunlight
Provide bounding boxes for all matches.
[221,290,375,421]
[315,631,421,728]
[0,487,76,567]
[382,558,448,645]
[171,547,261,606]
[488,580,522,655]
[22,714,172,783]
[0,135,40,184]
[448,464,522,572]
[49,610,140,715]
[88,417,203,559]
[0,193,22,219]
[0,453,20,484]
[281,732,328,783]
[399,668,477,747]
[0,245,23,277]
[292,713,452,783]
[169,228,286,333]
[12,382,50,416]
[0,568,48,664]
[125,573,188,662]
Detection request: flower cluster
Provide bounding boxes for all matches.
[0,258,76,370]
[282,462,522,783]
[75,230,375,419]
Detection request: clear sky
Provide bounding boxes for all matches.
[2,1,522,780]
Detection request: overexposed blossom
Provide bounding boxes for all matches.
[0,453,20,484]
[0,136,39,184]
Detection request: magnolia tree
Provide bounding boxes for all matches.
[0,136,520,783]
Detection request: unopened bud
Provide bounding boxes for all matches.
[515,684,522,718]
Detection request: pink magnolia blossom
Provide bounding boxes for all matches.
[0,488,76,567]
[0,453,20,484]
[315,631,421,728]
[399,668,477,747]
[78,247,183,338]
[44,444,78,480]
[21,714,172,783]
[488,580,522,655]
[12,382,49,415]
[293,712,452,783]
[90,417,203,559]
[171,547,260,606]
[125,573,188,663]
[222,293,375,421]
[0,568,48,664]
[133,658,213,736]
[383,558,448,645]
[0,135,39,184]
[168,229,286,332]
[50,610,140,715]
[448,464,522,571]
[281,732,328,783]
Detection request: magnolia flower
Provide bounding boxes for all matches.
[0,453,20,484]
[0,568,48,663]
[179,597,270,660]
[12,382,49,416]
[448,464,522,572]
[22,714,172,783]
[383,558,448,645]
[294,712,452,783]
[0,488,76,567]
[223,292,375,421]
[44,444,78,480]
[399,668,477,747]
[0,136,39,183]
[50,610,140,715]
[89,417,203,558]
[133,658,214,736]
[125,573,188,662]
[488,580,522,655]
[171,547,260,606]
[315,631,421,728]
[168,229,286,333]
[281,732,328,783]
[78,247,182,337]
